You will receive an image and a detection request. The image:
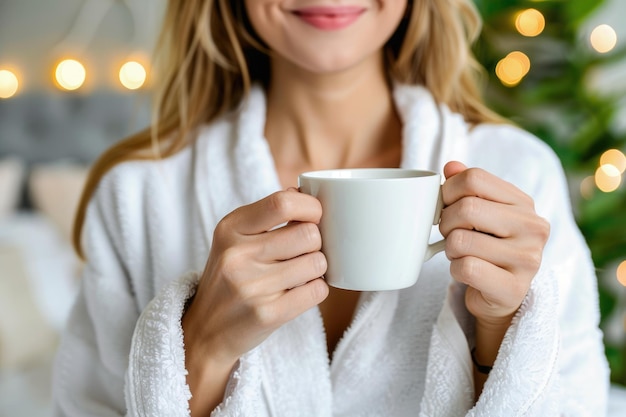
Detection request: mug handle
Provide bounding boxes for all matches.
[425,186,446,261]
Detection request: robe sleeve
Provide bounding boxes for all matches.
[420,137,609,416]
[52,167,266,417]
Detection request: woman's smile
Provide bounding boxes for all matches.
[291,5,366,31]
[246,0,406,74]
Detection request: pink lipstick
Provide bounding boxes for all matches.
[292,6,365,31]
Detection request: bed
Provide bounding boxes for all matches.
[0,90,150,416]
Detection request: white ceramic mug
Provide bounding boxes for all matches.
[298,168,446,291]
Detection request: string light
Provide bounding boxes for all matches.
[1,59,151,92]
[496,58,523,86]
[54,59,86,91]
[119,61,147,90]
[617,261,626,287]
[600,149,626,174]
[590,24,617,53]
[595,164,622,192]
[495,51,531,87]
[508,51,530,75]
[515,9,545,37]
[0,69,19,99]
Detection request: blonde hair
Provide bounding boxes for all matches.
[73,0,503,258]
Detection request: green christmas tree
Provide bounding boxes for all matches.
[474,0,626,385]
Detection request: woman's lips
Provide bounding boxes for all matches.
[292,6,366,31]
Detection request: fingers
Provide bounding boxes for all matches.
[274,278,329,323]
[209,188,327,304]
[234,278,329,331]
[440,161,550,324]
[262,251,328,293]
[439,196,540,238]
[450,256,525,314]
[442,165,534,208]
[257,221,322,261]
[227,190,323,235]
[443,161,467,178]
[445,229,542,275]
[188,190,329,368]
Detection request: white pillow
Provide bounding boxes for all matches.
[0,157,25,220]
[29,163,89,243]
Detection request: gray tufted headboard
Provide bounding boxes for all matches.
[0,91,152,207]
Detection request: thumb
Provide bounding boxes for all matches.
[443,161,468,180]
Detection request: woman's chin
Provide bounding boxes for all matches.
[273,50,381,79]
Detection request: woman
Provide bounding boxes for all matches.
[53,0,609,416]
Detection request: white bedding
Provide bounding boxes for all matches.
[0,211,78,331]
[0,211,79,417]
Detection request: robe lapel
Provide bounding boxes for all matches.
[259,308,333,417]
[394,84,470,172]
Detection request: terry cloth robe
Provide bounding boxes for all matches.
[52,84,609,417]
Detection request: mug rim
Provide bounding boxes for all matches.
[299,168,439,181]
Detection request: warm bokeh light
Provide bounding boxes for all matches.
[617,261,626,287]
[595,164,622,192]
[0,69,19,99]
[590,24,617,53]
[580,176,596,200]
[600,149,626,174]
[495,52,531,87]
[496,58,523,86]
[507,51,531,76]
[55,59,86,91]
[119,61,147,90]
[515,9,545,37]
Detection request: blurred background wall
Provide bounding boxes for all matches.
[0,0,625,416]
[0,0,164,90]
[0,0,164,174]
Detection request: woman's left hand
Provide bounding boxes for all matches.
[439,161,550,328]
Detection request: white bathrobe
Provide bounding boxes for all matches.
[52,85,609,416]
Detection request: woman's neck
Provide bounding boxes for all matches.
[264,52,402,184]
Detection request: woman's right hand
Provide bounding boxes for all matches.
[182,189,329,415]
